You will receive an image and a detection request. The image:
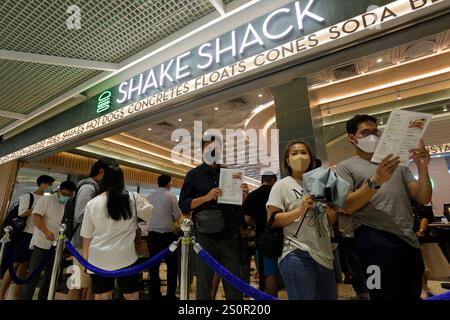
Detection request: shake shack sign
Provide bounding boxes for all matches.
[0,0,445,164]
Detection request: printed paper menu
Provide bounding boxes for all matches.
[371,110,432,165]
[217,169,244,206]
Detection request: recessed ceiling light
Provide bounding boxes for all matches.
[147,128,152,131]
[178,118,182,122]
[377,58,383,63]
[214,107,219,111]
[397,96,402,100]
[443,105,448,112]
[258,94,263,98]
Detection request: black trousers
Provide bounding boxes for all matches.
[194,232,242,300]
[354,226,424,300]
[147,231,178,299]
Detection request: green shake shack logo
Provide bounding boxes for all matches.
[97,91,112,113]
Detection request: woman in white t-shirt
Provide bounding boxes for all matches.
[80,160,153,300]
[266,141,337,300]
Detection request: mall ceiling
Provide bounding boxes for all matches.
[0,0,241,134]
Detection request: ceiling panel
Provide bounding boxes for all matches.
[0,59,100,114]
[0,0,217,63]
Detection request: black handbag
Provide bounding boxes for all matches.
[257,212,284,259]
[257,210,308,259]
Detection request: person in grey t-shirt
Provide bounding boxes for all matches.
[336,114,432,300]
[68,157,113,300]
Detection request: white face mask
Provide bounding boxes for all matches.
[355,135,380,154]
[288,154,310,173]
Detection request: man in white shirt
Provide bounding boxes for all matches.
[0,175,54,300]
[147,174,181,300]
[20,180,76,300]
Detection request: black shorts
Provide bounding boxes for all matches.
[12,232,33,263]
[90,262,140,294]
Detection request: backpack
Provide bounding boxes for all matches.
[61,180,98,241]
[1,193,34,236]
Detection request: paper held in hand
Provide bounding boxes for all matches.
[217,168,244,206]
[371,110,432,166]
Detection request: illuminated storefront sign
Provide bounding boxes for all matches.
[0,0,445,165]
[427,143,450,155]
[97,91,112,113]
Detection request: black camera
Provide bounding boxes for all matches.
[311,187,333,203]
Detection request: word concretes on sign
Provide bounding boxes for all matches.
[0,0,443,165]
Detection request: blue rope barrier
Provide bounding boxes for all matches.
[5,242,55,285]
[426,290,450,300]
[196,248,277,301]
[65,241,173,278]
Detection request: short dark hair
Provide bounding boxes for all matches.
[346,115,378,135]
[89,157,115,178]
[36,175,55,186]
[261,174,277,184]
[60,180,76,192]
[158,174,172,187]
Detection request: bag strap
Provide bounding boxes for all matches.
[27,193,34,209]
[267,211,279,229]
[294,209,308,238]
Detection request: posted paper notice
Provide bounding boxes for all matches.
[217,169,244,206]
[371,110,432,165]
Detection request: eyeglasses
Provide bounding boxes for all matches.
[356,129,381,138]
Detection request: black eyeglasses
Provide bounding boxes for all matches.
[356,129,381,138]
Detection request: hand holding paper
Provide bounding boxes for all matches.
[409,139,430,169]
[371,110,432,166]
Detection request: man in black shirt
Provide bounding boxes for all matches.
[243,173,279,297]
[179,138,243,300]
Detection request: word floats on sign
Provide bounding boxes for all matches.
[0,0,446,165]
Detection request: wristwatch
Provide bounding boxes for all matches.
[367,178,381,190]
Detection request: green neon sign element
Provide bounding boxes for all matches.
[97,91,112,113]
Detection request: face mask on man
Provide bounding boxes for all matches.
[58,195,70,205]
[354,135,380,154]
[44,185,53,193]
[288,154,310,173]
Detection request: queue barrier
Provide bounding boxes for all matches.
[64,219,277,301]
[6,242,55,285]
[64,240,177,278]
[0,226,56,285]
[193,241,277,301]
[426,290,450,300]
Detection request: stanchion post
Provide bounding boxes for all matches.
[0,226,13,267]
[47,223,66,300]
[180,219,193,300]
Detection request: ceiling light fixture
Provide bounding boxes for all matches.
[214,107,219,111]
[178,118,182,122]
[147,128,152,131]
[377,58,383,63]
[258,94,263,98]
[443,105,448,112]
[317,66,450,104]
